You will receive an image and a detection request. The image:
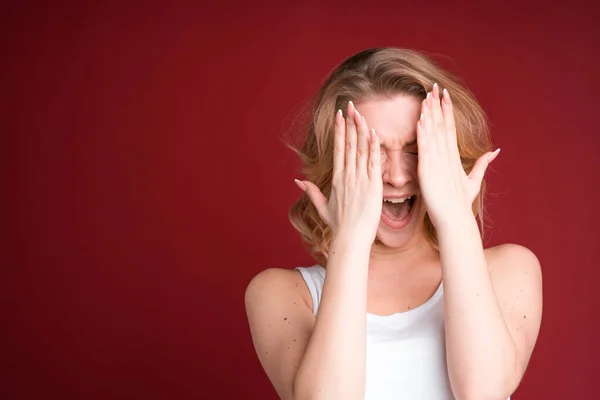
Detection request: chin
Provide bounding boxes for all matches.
[375,230,416,248]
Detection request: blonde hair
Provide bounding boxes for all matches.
[288,48,492,264]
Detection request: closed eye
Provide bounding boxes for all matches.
[379,151,417,162]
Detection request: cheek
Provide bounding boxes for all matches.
[406,155,419,174]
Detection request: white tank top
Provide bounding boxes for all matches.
[297,265,454,400]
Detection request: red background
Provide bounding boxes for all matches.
[2,1,599,399]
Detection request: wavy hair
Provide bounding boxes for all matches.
[288,48,492,264]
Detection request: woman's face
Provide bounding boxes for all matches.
[355,94,428,249]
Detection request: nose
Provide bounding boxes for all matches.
[382,150,412,188]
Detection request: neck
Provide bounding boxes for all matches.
[368,234,439,272]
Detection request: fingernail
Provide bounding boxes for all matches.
[370,128,377,141]
[488,148,501,162]
[443,88,450,104]
[427,92,431,99]
[349,101,355,109]
[294,179,307,191]
[420,113,424,120]
[433,83,438,90]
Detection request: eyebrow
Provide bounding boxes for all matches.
[380,139,417,149]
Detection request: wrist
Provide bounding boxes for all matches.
[326,235,372,274]
[434,208,478,237]
[330,233,373,254]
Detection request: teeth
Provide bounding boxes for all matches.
[384,196,413,204]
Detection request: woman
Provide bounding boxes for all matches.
[245,48,542,400]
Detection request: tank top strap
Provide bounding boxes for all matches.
[295,265,326,315]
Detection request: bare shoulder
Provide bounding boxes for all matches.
[484,244,543,370]
[483,243,543,310]
[245,267,313,312]
[244,268,315,399]
[484,243,542,284]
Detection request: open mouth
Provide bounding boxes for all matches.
[382,195,416,222]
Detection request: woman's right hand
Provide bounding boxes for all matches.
[295,101,383,245]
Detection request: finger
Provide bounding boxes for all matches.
[467,150,499,188]
[431,83,445,137]
[417,109,428,154]
[488,148,501,162]
[332,109,345,181]
[441,88,458,148]
[419,95,432,142]
[426,92,435,127]
[300,180,330,223]
[345,101,358,178]
[368,128,382,180]
[356,111,369,175]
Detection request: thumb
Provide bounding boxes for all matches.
[295,179,329,222]
[468,149,500,189]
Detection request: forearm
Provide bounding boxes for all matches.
[294,235,370,400]
[438,213,517,400]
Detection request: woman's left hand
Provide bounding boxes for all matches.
[416,83,499,230]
